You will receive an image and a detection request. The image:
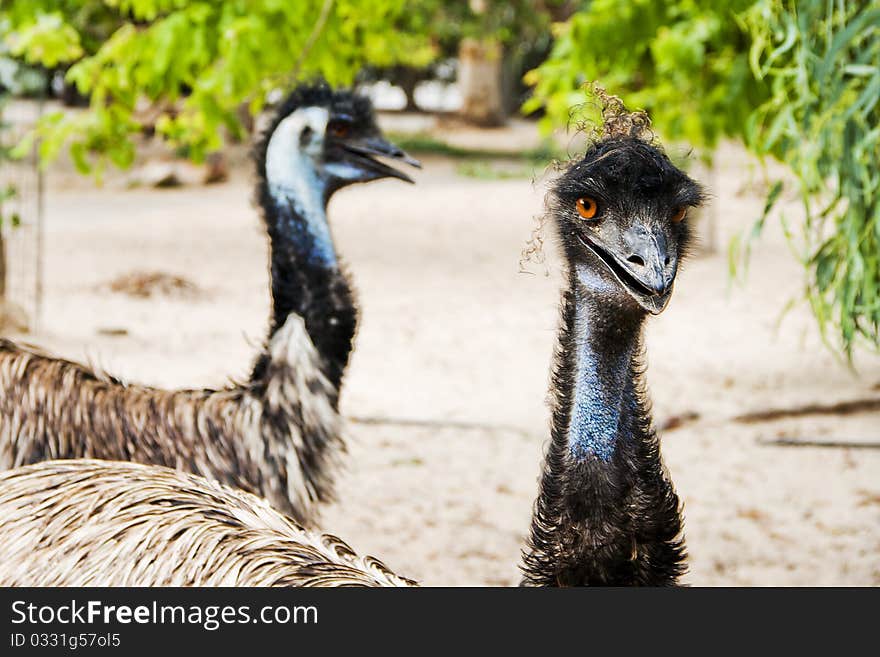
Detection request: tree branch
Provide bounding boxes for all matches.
[289,0,335,83]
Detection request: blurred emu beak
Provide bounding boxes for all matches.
[342,137,421,183]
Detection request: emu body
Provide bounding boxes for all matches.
[0,460,413,587]
[0,84,418,525]
[0,317,339,524]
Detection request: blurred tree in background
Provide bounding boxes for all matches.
[358,0,560,120]
[1,0,568,167]
[525,0,768,149]
[0,31,46,317]
[529,0,879,358]
[409,0,568,125]
[2,0,435,169]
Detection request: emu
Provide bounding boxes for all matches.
[0,101,703,586]
[0,84,419,525]
[519,105,704,586]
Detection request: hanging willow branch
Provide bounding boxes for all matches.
[734,0,880,359]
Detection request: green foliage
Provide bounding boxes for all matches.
[738,0,880,358]
[524,0,768,149]
[0,16,48,97]
[0,185,21,231]
[5,11,83,66]
[0,1,566,174]
[386,0,559,55]
[1,0,436,172]
[529,0,880,358]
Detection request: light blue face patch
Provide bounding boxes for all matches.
[567,293,633,462]
[324,162,365,181]
[266,107,338,267]
[576,262,617,295]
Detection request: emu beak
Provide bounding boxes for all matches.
[341,137,421,184]
[623,228,677,310]
[577,227,678,315]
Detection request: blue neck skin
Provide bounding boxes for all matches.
[269,181,337,268]
[567,266,639,462]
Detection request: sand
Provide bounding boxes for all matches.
[7,114,879,586]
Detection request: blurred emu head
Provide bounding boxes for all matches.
[257,82,420,198]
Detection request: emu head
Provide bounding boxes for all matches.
[258,83,420,200]
[551,137,705,315]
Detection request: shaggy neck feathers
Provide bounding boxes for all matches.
[0,93,362,530]
[0,322,342,526]
[0,460,414,587]
[521,264,686,586]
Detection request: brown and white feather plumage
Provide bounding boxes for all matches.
[0,459,412,587]
[0,314,342,525]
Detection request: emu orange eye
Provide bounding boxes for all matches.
[576,197,598,220]
[327,121,350,139]
[671,206,687,223]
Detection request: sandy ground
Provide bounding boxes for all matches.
[5,114,880,586]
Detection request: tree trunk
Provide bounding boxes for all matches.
[394,67,421,112]
[458,38,505,127]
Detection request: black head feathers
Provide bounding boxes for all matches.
[552,85,705,211]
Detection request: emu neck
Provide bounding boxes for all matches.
[522,261,686,586]
[252,137,356,391]
[265,185,336,328]
[567,274,640,462]
[267,182,336,270]
[522,265,657,586]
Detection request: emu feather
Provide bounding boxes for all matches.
[0,315,341,525]
[0,459,413,587]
